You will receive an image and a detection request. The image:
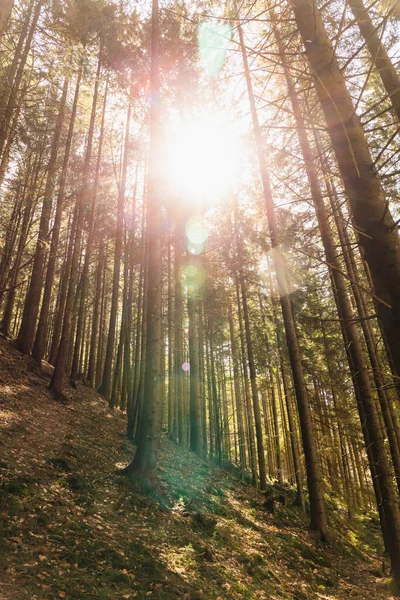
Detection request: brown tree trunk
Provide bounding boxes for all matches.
[0,0,14,35]
[49,54,100,397]
[99,97,129,401]
[277,19,400,554]
[174,220,185,444]
[35,68,82,364]
[240,274,267,489]
[228,305,247,471]
[238,18,326,538]
[235,275,258,484]
[0,0,43,158]
[348,0,400,122]
[16,78,69,355]
[187,251,203,455]
[290,0,400,410]
[167,232,175,438]
[70,72,107,381]
[121,0,162,478]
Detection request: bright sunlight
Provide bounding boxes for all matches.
[164,115,241,206]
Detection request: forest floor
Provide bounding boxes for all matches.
[0,337,395,600]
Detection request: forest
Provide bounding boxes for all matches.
[0,0,400,597]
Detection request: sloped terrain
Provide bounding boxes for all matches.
[0,337,394,599]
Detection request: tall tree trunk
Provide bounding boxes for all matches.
[238,17,326,538]
[35,67,82,364]
[16,78,69,354]
[290,0,400,405]
[276,17,400,560]
[235,275,258,484]
[121,0,162,478]
[48,206,76,365]
[49,54,100,397]
[327,179,400,493]
[99,97,129,401]
[0,0,43,158]
[187,251,203,455]
[240,274,267,489]
[263,290,305,510]
[167,232,175,438]
[0,0,14,35]
[228,305,247,471]
[71,72,108,381]
[87,241,104,386]
[347,0,400,122]
[209,325,222,465]
[174,221,185,445]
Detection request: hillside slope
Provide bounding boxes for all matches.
[0,338,393,599]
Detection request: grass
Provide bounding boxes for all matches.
[0,337,394,599]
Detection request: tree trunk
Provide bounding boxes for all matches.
[71,72,108,381]
[240,274,266,489]
[187,251,203,455]
[49,54,100,397]
[235,275,258,485]
[0,0,43,158]
[228,305,247,471]
[43,66,82,365]
[174,220,185,445]
[98,96,129,401]
[0,0,14,36]
[121,0,162,479]
[238,17,326,538]
[290,0,400,405]
[16,78,69,355]
[348,0,400,122]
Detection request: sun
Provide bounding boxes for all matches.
[163,115,241,207]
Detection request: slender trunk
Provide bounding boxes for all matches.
[87,241,104,385]
[174,221,185,444]
[240,275,266,489]
[16,78,69,354]
[167,234,175,438]
[238,18,326,538]
[277,27,400,556]
[35,67,82,365]
[70,74,108,380]
[235,275,258,484]
[49,207,76,365]
[99,98,129,400]
[122,0,162,477]
[0,0,43,157]
[187,251,203,455]
[209,326,222,465]
[348,0,400,122]
[228,305,247,471]
[49,54,100,397]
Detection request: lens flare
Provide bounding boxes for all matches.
[186,217,208,245]
[198,22,232,77]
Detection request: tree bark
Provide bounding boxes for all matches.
[348,0,400,122]
[98,95,129,401]
[121,0,162,479]
[238,17,327,538]
[290,0,400,402]
[49,54,100,397]
[16,78,69,355]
